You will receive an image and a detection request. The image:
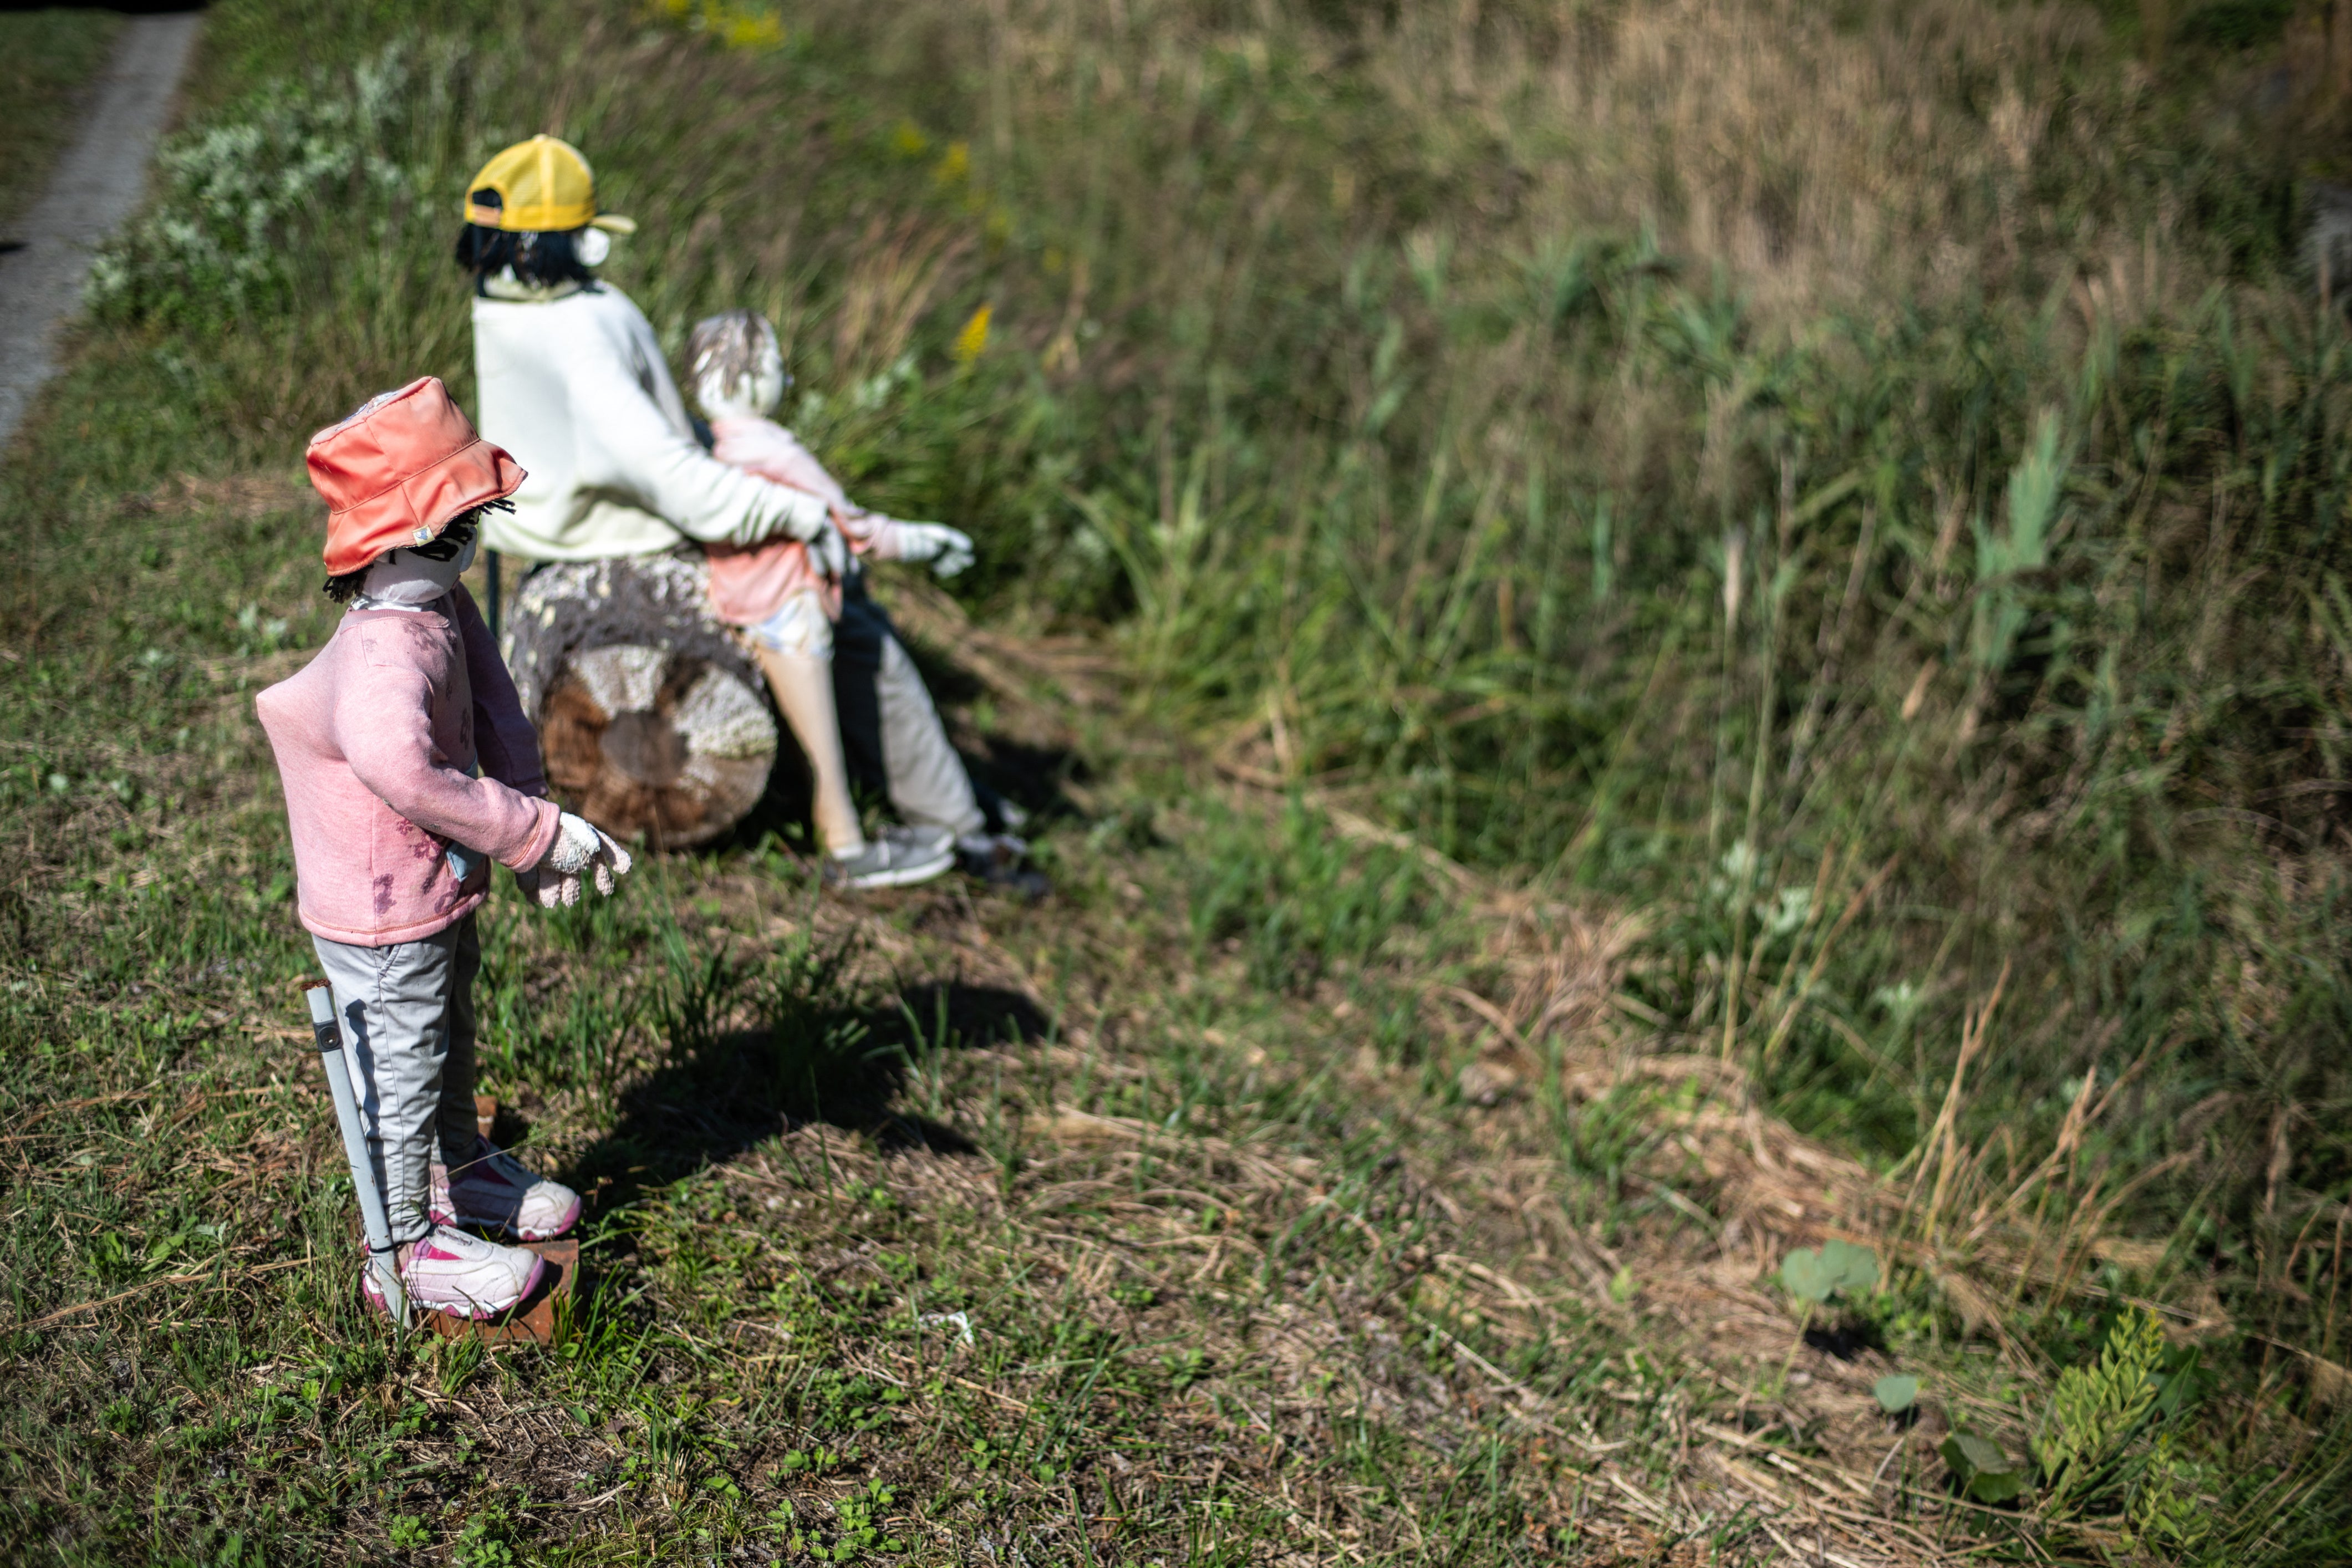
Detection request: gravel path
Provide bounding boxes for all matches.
[0,13,202,456]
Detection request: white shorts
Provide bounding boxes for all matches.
[741,587,834,659]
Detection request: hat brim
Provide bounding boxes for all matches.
[322,439,527,577]
[458,203,634,236]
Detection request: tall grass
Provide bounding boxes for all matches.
[801,0,2343,1375]
[26,0,2349,1392]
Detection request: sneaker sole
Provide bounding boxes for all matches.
[436,1193,582,1243]
[363,1253,546,1322]
[831,850,956,890]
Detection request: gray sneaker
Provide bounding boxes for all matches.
[823,825,956,890]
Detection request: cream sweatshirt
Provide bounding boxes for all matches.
[470,281,831,562]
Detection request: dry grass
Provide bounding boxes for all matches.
[1376,0,2171,319]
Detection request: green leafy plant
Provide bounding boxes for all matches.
[1161,1347,1210,1391]
[1941,1429,2029,1504]
[435,1335,486,1399]
[831,1479,904,1556]
[1779,1240,1878,1305]
[85,48,415,324]
[777,1444,849,1476]
[1872,1374,1918,1414]
[2034,1307,2166,1514]
[450,1505,515,1568]
[1775,1241,1878,1388]
[2124,1432,2212,1554]
[780,1480,904,1561]
[1932,1309,2187,1519]
[1969,406,2067,680]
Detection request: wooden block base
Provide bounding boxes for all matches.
[347,1098,582,1347]
[426,1235,578,1348]
[437,1103,579,1347]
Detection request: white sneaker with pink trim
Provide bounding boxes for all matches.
[430,1137,582,1242]
[362,1225,544,1320]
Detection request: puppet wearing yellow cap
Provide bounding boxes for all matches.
[461,135,635,235]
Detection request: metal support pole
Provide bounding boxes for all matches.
[486,548,502,645]
[302,981,408,1327]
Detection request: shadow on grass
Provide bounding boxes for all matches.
[1803,1318,1887,1362]
[562,964,1052,1230]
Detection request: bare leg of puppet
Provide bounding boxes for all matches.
[756,645,867,857]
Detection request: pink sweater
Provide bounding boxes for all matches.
[700,416,903,626]
[256,587,561,945]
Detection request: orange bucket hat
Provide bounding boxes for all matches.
[307,377,526,576]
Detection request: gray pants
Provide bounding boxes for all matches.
[875,633,985,836]
[311,914,479,1242]
[833,584,985,837]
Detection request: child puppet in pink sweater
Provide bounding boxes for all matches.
[686,310,981,890]
[257,377,633,1321]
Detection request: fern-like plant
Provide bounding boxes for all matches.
[2034,1306,2166,1513]
[2124,1432,2211,1555]
[1969,406,2066,676]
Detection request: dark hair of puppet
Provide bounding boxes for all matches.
[323,500,513,603]
[453,190,598,293]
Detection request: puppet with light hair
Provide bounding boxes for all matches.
[686,310,1015,890]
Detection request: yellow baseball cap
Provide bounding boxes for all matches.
[462,135,636,235]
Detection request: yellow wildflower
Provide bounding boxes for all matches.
[935,141,970,187]
[721,11,785,48]
[649,0,784,50]
[951,304,992,365]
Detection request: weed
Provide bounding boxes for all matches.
[1186,797,1432,993]
[2034,1306,2169,1514]
[450,1503,516,1568]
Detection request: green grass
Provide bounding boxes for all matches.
[0,10,119,233]
[4,0,2352,1560]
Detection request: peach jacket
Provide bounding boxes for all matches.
[699,415,910,627]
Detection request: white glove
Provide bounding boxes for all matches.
[891,522,975,578]
[523,812,634,907]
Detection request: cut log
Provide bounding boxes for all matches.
[500,553,777,848]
